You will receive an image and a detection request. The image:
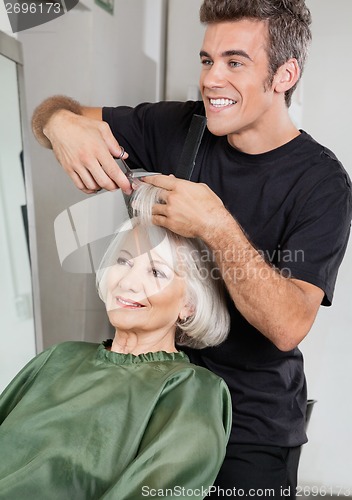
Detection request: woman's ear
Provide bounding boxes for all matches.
[273,58,300,94]
[178,301,195,322]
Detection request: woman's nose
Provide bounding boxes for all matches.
[117,265,142,293]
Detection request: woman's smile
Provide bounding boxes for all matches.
[115,295,146,309]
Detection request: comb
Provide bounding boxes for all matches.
[175,114,207,180]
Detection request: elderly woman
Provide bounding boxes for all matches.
[0,184,231,500]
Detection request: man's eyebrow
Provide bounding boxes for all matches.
[199,49,253,61]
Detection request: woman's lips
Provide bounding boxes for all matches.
[115,296,145,309]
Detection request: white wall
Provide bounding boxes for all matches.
[298,0,352,492]
[0,1,13,35]
[17,6,105,349]
[0,53,36,392]
[14,0,166,349]
[166,0,204,101]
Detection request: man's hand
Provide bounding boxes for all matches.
[143,175,227,239]
[32,97,133,195]
[44,110,132,195]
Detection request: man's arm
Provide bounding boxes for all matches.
[144,175,324,352]
[31,95,132,194]
[206,208,324,352]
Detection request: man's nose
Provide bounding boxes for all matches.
[202,62,226,89]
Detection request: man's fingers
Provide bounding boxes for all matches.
[89,162,120,192]
[74,165,103,192]
[69,170,100,194]
[72,156,120,192]
[99,121,127,160]
[152,202,169,217]
[80,155,119,191]
[142,174,179,190]
[99,153,132,194]
[151,214,170,229]
[75,152,132,194]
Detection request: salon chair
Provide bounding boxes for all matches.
[305,399,317,431]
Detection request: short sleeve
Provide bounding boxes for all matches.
[102,101,204,175]
[278,162,352,305]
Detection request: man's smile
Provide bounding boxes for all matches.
[209,98,237,108]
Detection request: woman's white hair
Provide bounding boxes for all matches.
[96,183,230,349]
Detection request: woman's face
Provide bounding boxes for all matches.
[104,226,191,335]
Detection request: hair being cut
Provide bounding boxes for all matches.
[199,0,312,106]
[96,183,230,349]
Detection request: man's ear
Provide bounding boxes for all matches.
[273,58,301,94]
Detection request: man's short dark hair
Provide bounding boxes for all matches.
[199,0,312,106]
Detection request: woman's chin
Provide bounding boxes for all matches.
[107,314,142,332]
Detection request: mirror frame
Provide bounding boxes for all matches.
[0,30,43,352]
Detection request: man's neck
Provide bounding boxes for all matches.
[227,109,300,155]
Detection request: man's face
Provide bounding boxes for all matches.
[199,19,277,146]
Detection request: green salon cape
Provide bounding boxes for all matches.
[0,341,231,499]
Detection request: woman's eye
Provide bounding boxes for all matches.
[116,257,131,266]
[151,268,167,279]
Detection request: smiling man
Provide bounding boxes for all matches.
[199,19,301,153]
[32,0,352,498]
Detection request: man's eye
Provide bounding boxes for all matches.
[229,61,242,68]
[201,59,213,66]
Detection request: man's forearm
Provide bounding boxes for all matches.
[203,209,322,351]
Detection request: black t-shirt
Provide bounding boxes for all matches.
[103,101,352,447]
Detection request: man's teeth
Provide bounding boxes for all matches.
[210,98,236,107]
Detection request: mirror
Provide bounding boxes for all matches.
[0,31,42,392]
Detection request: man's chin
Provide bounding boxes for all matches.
[206,121,233,137]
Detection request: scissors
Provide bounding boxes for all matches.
[115,147,160,189]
